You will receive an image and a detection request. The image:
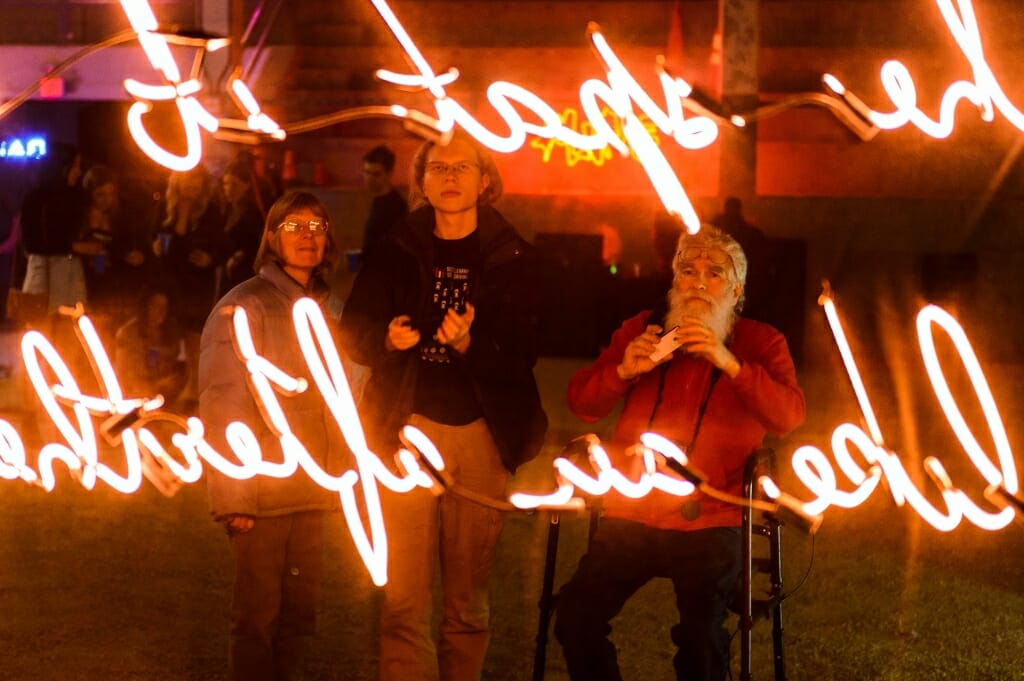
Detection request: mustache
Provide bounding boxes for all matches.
[665,288,733,340]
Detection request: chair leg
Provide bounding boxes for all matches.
[532,511,561,681]
[739,458,756,681]
[768,519,787,681]
[740,448,792,681]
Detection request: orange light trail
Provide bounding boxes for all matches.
[367,0,715,231]
[827,0,1024,139]
[118,0,284,171]
[791,290,1017,531]
[2,301,464,586]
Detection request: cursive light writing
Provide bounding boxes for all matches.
[1,301,450,586]
[118,0,283,172]
[790,294,1017,531]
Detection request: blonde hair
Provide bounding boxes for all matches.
[162,166,215,231]
[406,132,503,211]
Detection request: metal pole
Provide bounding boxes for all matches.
[532,511,562,681]
[739,455,755,681]
[769,519,787,680]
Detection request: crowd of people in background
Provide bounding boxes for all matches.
[9,145,281,412]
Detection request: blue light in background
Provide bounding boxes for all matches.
[0,136,47,160]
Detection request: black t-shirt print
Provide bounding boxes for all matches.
[413,230,483,425]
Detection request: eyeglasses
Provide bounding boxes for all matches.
[675,245,732,266]
[425,161,479,177]
[277,219,329,234]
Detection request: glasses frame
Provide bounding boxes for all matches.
[276,218,329,234]
[675,245,732,267]
[424,161,480,177]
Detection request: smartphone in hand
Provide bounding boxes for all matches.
[649,326,682,362]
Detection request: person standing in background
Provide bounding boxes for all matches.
[360,144,407,261]
[18,144,86,328]
[221,154,270,294]
[709,197,769,323]
[152,165,226,412]
[114,284,187,410]
[75,164,148,332]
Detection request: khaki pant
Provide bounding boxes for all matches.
[378,416,509,681]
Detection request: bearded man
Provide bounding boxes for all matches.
[554,225,806,681]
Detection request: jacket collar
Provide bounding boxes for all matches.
[258,262,330,303]
[403,204,515,256]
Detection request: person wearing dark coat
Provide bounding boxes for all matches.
[340,133,546,681]
[361,144,408,261]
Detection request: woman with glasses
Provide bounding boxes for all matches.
[198,190,348,681]
[341,133,547,681]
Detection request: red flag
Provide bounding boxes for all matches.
[708,27,722,95]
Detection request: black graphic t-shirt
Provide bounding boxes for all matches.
[412,231,483,425]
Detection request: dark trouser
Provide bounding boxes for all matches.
[228,511,325,681]
[554,518,741,681]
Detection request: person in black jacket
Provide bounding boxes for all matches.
[340,132,547,681]
[220,154,269,294]
[361,144,407,261]
[18,144,86,322]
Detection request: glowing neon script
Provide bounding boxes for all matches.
[368,0,716,231]
[529,106,661,168]
[827,0,1024,139]
[1,301,448,586]
[511,433,707,509]
[790,293,1018,531]
[119,0,283,172]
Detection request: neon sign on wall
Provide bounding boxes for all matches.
[0,136,46,159]
[529,106,661,168]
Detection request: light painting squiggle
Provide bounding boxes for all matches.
[106,0,1024,225]
[790,290,1018,531]
[118,0,283,172]
[826,0,1024,140]
[2,301,459,586]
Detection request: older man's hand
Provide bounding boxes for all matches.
[616,324,668,381]
[676,316,742,377]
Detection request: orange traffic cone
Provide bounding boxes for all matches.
[282,149,299,187]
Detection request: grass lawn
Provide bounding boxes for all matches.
[2,359,1024,680]
[3,444,1024,681]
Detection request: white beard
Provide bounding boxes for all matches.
[665,286,735,342]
